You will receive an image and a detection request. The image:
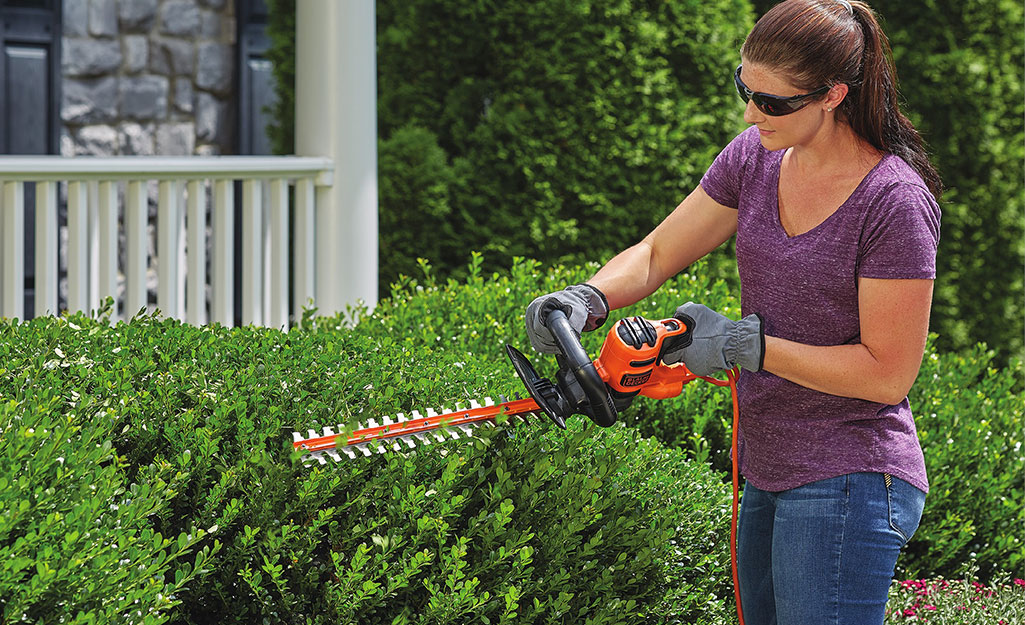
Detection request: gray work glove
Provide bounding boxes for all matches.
[663,302,765,376]
[524,284,609,353]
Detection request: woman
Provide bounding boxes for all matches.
[523,1,942,623]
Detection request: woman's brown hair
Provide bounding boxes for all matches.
[741,0,942,198]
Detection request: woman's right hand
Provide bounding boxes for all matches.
[524,284,609,353]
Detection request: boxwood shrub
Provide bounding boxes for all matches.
[0,278,736,624]
[903,345,1024,580]
[1,255,1020,624]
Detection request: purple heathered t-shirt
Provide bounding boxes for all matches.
[700,126,940,493]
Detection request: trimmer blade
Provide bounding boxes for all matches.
[292,394,541,464]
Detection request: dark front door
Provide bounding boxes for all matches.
[1,0,61,318]
[237,0,276,156]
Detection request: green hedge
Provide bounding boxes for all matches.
[904,344,1024,580]
[0,290,736,623]
[0,395,218,624]
[375,0,752,277]
[2,256,1020,623]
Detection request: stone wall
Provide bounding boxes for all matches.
[61,0,237,157]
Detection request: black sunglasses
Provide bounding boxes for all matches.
[734,65,830,116]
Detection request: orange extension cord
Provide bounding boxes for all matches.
[700,368,745,625]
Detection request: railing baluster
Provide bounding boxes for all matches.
[2,181,24,320]
[261,181,271,324]
[242,179,263,326]
[97,181,118,321]
[125,180,148,319]
[268,178,289,329]
[67,181,89,314]
[158,180,181,320]
[88,181,100,313]
[187,180,207,325]
[35,181,59,317]
[176,184,186,320]
[0,188,3,310]
[294,177,315,325]
[211,180,234,327]
[313,182,332,320]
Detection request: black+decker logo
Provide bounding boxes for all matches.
[620,371,651,387]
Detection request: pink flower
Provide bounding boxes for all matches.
[1014,579,1025,587]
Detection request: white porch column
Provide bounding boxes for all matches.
[295,0,379,316]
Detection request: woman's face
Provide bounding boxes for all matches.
[738,61,833,151]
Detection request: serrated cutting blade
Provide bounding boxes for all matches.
[292,396,542,465]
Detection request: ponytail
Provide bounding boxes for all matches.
[742,0,943,198]
[846,3,943,198]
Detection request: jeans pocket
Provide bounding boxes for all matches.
[885,473,926,546]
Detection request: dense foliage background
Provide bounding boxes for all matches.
[268,0,1024,364]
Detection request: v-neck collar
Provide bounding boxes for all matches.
[772,149,888,240]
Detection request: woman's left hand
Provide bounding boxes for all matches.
[664,302,765,376]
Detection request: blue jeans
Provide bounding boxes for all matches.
[737,472,926,625]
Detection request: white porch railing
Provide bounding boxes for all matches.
[0,156,333,328]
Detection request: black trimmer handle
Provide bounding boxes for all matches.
[542,308,618,427]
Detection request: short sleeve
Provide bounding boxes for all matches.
[700,126,760,209]
[858,183,941,280]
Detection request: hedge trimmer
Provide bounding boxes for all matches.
[292,308,747,623]
[292,309,708,462]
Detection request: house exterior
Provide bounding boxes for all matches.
[61,0,247,158]
[0,0,377,327]
[4,0,266,161]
